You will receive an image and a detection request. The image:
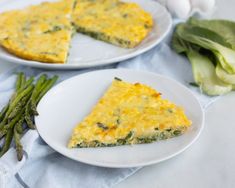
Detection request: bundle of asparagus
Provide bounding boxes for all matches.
[0,72,58,161]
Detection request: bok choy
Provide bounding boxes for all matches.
[172,18,235,96]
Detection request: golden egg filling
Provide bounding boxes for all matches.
[0,0,75,64]
[68,78,192,148]
[72,0,153,48]
[0,0,153,63]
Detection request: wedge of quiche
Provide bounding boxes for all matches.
[0,0,75,64]
[68,78,192,148]
[72,0,153,48]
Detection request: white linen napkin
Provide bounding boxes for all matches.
[0,40,218,188]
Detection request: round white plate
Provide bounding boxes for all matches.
[35,69,204,168]
[0,0,172,70]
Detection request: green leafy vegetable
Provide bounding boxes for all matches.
[172,17,235,96]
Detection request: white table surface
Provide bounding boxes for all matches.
[115,1,235,188]
[0,1,235,188]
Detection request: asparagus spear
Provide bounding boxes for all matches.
[18,76,34,91]
[0,128,14,157]
[15,72,22,91]
[20,73,26,90]
[0,72,24,123]
[36,75,58,104]
[26,75,58,129]
[0,73,58,160]
[6,84,34,117]
[0,105,9,122]
[16,120,24,134]
[10,74,46,129]
[8,92,32,121]
[30,74,47,115]
[16,72,26,92]
[13,118,24,161]
[0,85,34,127]
[9,73,27,104]
[0,111,23,139]
[25,106,35,129]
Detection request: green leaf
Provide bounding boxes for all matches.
[216,64,235,85]
[188,17,235,50]
[176,23,232,48]
[187,50,232,96]
[176,24,235,73]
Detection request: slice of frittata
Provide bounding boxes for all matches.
[0,0,75,64]
[72,0,153,48]
[68,78,192,148]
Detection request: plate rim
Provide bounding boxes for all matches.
[35,69,205,168]
[0,0,172,70]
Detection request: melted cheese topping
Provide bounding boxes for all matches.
[0,0,74,63]
[72,0,153,48]
[68,79,191,148]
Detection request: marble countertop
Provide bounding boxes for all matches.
[0,0,234,187]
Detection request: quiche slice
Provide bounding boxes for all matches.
[72,0,153,48]
[0,0,75,64]
[68,78,192,148]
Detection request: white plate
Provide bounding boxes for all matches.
[35,69,204,168]
[0,0,172,70]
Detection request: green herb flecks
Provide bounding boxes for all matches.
[116,118,121,125]
[97,122,109,130]
[173,130,182,136]
[114,77,122,81]
[43,25,63,34]
[167,108,173,113]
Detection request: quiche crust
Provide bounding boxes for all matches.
[68,78,192,148]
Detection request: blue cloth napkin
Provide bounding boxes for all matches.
[0,7,220,186]
[0,42,217,188]
[0,65,140,188]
